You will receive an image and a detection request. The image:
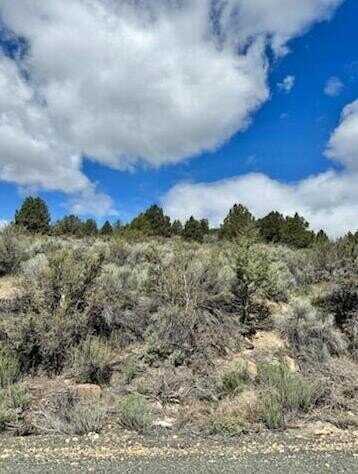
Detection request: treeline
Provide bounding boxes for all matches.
[9,196,357,248]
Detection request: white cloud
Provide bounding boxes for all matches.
[0,56,88,193]
[162,99,358,238]
[0,2,343,161]
[0,0,345,214]
[0,54,114,215]
[277,75,296,93]
[0,0,270,170]
[215,0,343,55]
[69,187,118,217]
[326,100,358,170]
[324,76,344,96]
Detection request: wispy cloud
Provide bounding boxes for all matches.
[324,76,344,96]
[277,75,296,93]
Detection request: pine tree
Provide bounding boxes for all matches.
[219,204,256,240]
[182,216,207,242]
[171,219,183,235]
[53,215,82,236]
[15,196,50,234]
[315,229,329,245]
[130,205,172,237]
[280,213,314,248]
[258,211,285,243]
[200,219,210,235]
[101,220,113,235]
[81,218,98,236]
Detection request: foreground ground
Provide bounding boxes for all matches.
[1,431,358,473]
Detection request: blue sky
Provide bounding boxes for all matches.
[0,0,357,236]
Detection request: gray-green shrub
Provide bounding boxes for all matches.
[258,362,321,429]
[276,298,347,364]
[33,389,107,435]
[117,394,152,433]
[0,346,20,388]
[68,337,114,385]
[221,361,251,396]
[0,227,24,277]
[0,383,30,432]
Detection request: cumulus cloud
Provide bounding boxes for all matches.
[277,75,296,93]
[0,4,343,158]
[0,54,114,214]
[0,56,88,193]
[215,0,343,55]
[326,100,358,169]
[324,76,344,96]
[162,99,358,238]
[0,0,344,214]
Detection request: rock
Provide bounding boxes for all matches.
[252,331,285,354]
[153,417,176,429]
[246,360,258,380]
[304,421,342,437]
[243,337,254,350]
[71,384,102,399]
[283,355,299,372]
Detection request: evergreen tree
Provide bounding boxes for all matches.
[15,196,50,234]
[219,204,256,240]
[81,218,98,236]
[101,220,113,235]
[53,215,82,236]
[182,216,207,242]
[315,229,329,245]
[280,213,314,248]
[258,211,285,243]
[200,218,210,235]
[113,220,122,232]
[130,205,172,237]
[172,219,183,235]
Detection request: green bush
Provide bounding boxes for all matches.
[4,383,31,410]
[0,383,30,432]
[208,409,248,436]
[150,244,234,311]
[232,240,286,328]
[33,389,107,435]
[221,361,250,397]
[259,392,284,430]
[3,246,104,374]
[0,346,20,388]
[117,394,152,433]
[315,281,358,359]
[68,337,114,385]
[276,298,347,364]
[258,362,320,429]
[121,355,144,384]
[0,402,12,432]
[15,197,50,234]
[0,227,24,277]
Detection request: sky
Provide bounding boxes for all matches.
[0,0,357,237]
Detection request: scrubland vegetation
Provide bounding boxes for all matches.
[0,196,357,439]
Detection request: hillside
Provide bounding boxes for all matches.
[0,227,357,441]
